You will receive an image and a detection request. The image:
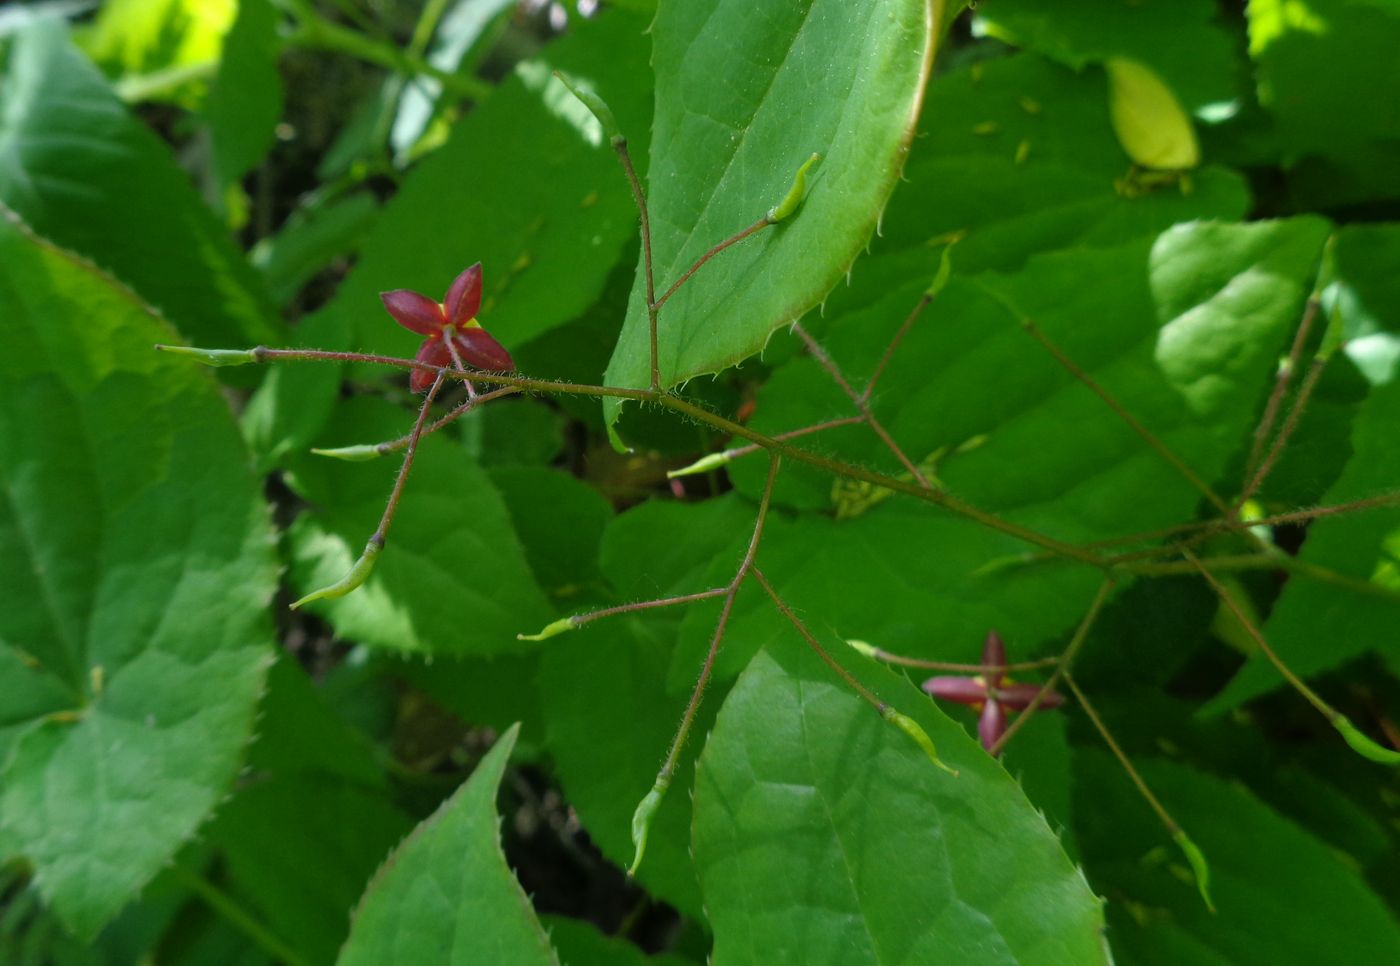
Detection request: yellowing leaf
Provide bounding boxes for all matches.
[1106,56,1200,170]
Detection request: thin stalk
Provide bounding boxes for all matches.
[652,218,772,313]
[860,648,1060,675]
[571,587,729,629]
[172,866,311,966]
[611,140,660,391]
[158,345,1110,568]
[1182,549,1337,719]
[1062,674,1180,835]
[1244,297,1319,483]
[704,415,865,464]
[1088,491,1400,556]
[988,576,1116,756]
[374,373,447,546]
[1019,317,1229,515]
[793,323,933,489]
[1237,355,1330,507]
[1127,551,1400,603]
[750,566,887,713]
[862,293,932,405]
[374,386,523,456]
[656,456,781,786]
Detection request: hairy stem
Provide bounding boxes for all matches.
[750,567,887,713]
[611,139,660,391]
[186,346,1109,568]
[1237,354,1330,508]
[656,455,781,787]
[1244,297,1319,484]
[862,293,932,405]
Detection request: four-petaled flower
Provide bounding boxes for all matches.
[380,263,515,392]
[922,631,1063,753]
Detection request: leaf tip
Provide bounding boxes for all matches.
[1172,830,1215,913]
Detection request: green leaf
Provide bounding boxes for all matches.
[0,212,274,937]
[603,0,947,421]
[205,0,282,193]
[339,724,559,966]
[1329,223,1400,386]
[249,192,380,307]
[486,465,611,598]
[1248,0,1400,208]
[0,20,282,348]
[210,776,413,966]
[885,56,1244,276]
[1074,753,1400,964]
[693,640,1107,964]
[976,0,1237,112]
[1209,378,1400,710]
[284,396,553,657]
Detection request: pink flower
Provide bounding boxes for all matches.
[380,263,514,392]
[922,631,1063,753]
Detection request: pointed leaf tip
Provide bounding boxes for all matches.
[155,345,260,366]
[767,153,821,223]
[1334,715,1400,764]
[553,70,623,144]
[516,617,577,642]
[1172,830,1215,912]
[628,781,669,876]
[290,537,383,610]
[883,708,958,776]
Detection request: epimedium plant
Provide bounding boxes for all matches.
[3,0,1400,964]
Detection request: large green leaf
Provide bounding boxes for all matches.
[1074,753,1400,964]
[0,20,282,348]
[693,639,1107,965]
[284,396,552,657]
[339,724,559,966]
[603,0,948,421]
[0,212,274,937]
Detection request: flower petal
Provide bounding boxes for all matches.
[452,326,514,371]
[994,683,1065,711]
[411,337,452,393]
[444,263,483,326]
[978,700,1007,752]
[981,630,1007,685]
[381,289,445,336]
[921,676,987,707]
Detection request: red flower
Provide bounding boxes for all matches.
[380,263,515,392]
[922,631,1063,753]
